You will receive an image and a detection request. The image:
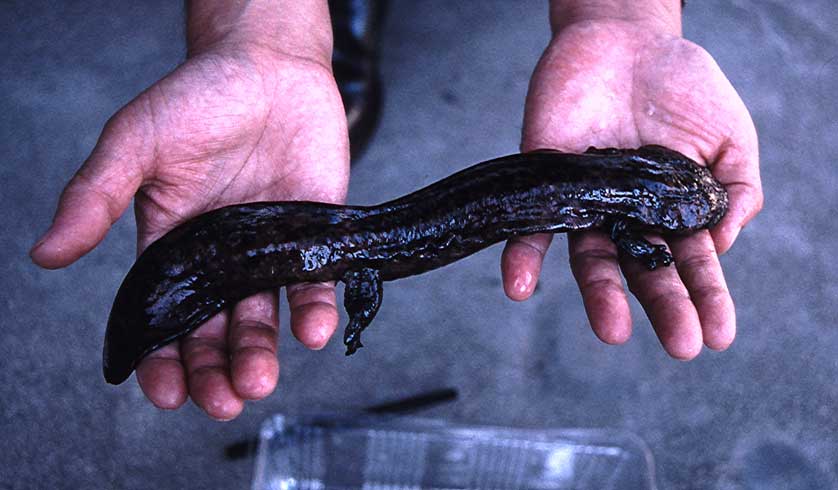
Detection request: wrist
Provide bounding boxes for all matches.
[550,0,682,36]
[186,0,333,64]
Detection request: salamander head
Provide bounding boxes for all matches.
[620,146,729,232]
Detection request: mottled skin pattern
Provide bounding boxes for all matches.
[103,145,727,384]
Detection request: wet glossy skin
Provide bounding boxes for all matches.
[103,145,727,384]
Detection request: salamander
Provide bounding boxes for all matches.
[103,145,728,384]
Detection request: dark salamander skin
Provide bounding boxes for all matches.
[103,145,727,384]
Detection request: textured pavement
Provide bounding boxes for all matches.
[2,1,838,489]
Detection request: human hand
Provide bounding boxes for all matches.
[30,8,349,419]
[502,14,762,358]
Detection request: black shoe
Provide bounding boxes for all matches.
[329,0,386,160]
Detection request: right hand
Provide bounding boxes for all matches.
[502,17,762,359]
[30,41,350,420]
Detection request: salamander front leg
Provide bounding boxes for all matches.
[609,221,673,270]
[341,268,384,355]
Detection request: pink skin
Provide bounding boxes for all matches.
[30,42,350,421]
[31,7,762,419]
[502,20,762,359]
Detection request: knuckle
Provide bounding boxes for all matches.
[677,252,717,274]
[183,347,228,373]
[643,289,689,314]
[507,235,551,259]
[569,247,618,274]
[232,324,276,351]
[690,284,730,305]
[287,282,336,306]
[578,275,623,297]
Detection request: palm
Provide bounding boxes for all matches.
[525,21,754,162]
[123,49,349,417]
[127,48,349,247]
[505,20,761,358]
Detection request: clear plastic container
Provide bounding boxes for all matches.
[252,414,657,490]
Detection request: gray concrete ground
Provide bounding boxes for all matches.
[3,1,837,489]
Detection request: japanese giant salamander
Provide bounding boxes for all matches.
[103,145,727,384]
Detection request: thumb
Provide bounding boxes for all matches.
[707,136,763,255]
[30,108,150,269]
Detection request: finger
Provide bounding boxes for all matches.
[180,311,244,421]
[501,233,553,301]
[668,231,736,351]
[30,107,151,268]
[135,343,188,410]
[286,282,339,349]
[621,238,703,360]
[568,230,632,344]
[229,291,280,400]
[711,180,763,255]
[708,138,762,254]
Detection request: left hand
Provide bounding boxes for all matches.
[502,19,762,359]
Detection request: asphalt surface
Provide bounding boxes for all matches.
[3,1,837,489]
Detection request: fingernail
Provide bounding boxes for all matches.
[732,225,742,243]
[516,271,533,294]
[29,230,52,258]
